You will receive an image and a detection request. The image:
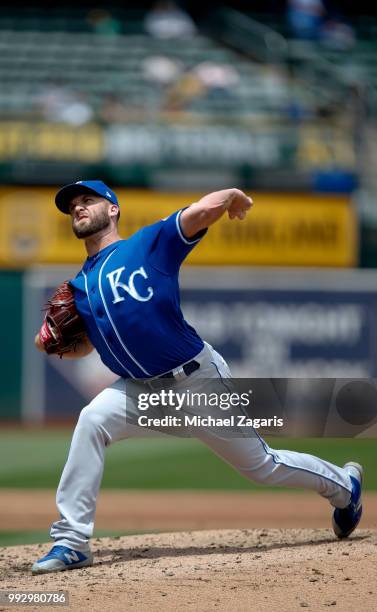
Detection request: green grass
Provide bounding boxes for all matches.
[0,530,147,547]
[0,429,376,490]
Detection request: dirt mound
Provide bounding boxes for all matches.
[1,529,376,612]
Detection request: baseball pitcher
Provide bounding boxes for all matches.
[32,181,363,573]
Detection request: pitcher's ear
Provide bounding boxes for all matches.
[110,204,119,218]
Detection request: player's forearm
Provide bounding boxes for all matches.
[34,333,93,359]
[180,188,252,238]
[181,189,237,234]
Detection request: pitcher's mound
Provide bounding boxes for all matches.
[1,529,376,612]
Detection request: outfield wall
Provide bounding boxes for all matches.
[0,270,22,420]
[3,265,377,423]
[17,265,377,431]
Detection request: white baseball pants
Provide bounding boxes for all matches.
[50,343,353,551]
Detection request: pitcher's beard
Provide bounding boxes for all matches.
[73,210,110,238]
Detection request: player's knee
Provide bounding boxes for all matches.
[238,456,276,485]
[237,466,262,484]
[78,403,108,431]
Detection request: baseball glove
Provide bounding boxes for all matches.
[39,281,87,357]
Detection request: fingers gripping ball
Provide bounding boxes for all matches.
[40,281,87,357]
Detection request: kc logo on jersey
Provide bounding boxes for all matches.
[106,266,154,303]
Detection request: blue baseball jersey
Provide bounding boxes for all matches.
[70,209,206,378]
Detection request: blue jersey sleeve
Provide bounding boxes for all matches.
[146,208,207,275]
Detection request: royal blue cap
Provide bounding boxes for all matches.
[55,180,119,214]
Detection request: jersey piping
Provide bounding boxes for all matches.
[98,249,152,377]
[175,209,204,246]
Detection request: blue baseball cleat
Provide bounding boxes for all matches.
[31,545,93,574]
[332,462,363,539]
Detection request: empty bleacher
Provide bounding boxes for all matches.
[0,10,320,125]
